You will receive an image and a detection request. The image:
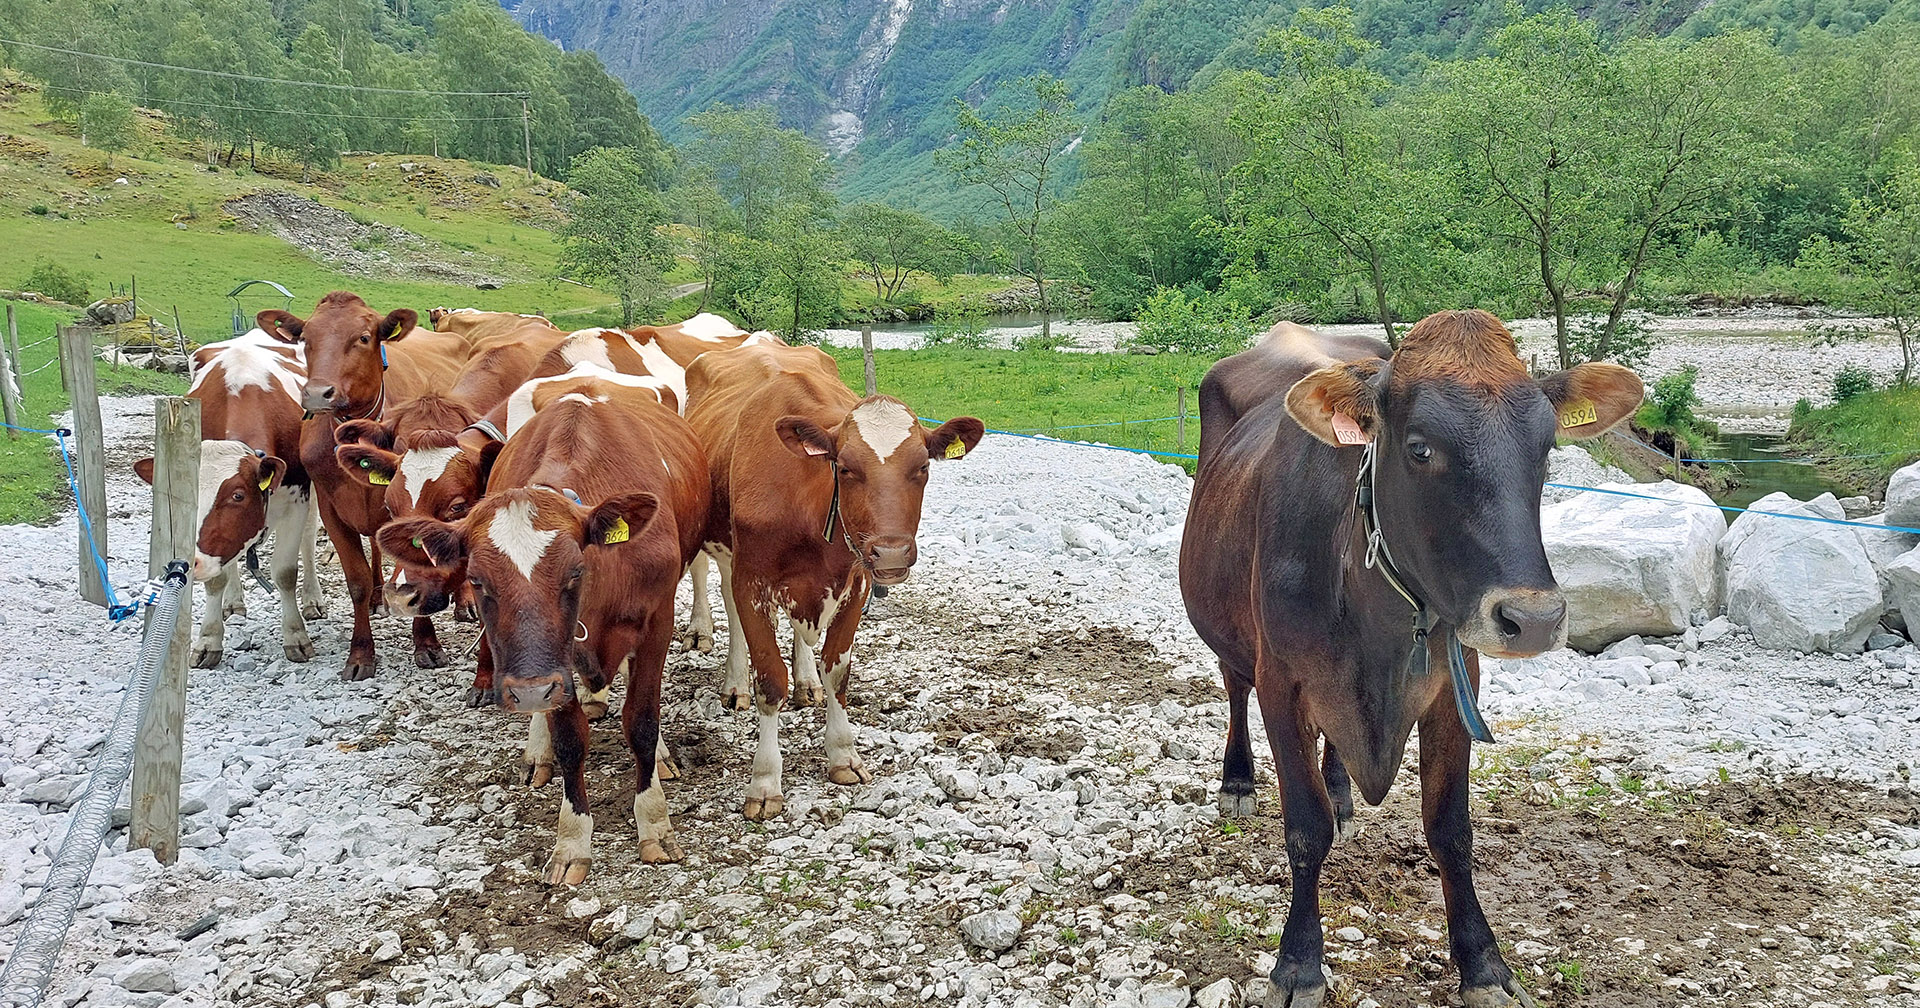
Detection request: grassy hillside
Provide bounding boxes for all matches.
[0,77,624,342]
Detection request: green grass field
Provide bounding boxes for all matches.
[0,301,186,523]
[1788,385,1920,488]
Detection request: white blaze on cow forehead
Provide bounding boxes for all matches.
[196,439,261,529]
[484,497,561,580]
[849,399,918,462]
[398,445,461,508]
[678,312,742,342]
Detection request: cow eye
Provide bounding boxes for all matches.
[446,501,469,518]
[469,578,487,595]
[1408,441,1434,464]
[230,489,246,502]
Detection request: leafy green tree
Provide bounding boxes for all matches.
[431,2,564,173]
[1838,165,1920,385]
[841,203,969,301]
[742,206,844,344]
[80,91,137,166]
[684,104,836,239]
[280,25,348,181]
[938,74,1080,341]
[553,50,665,181]
[558,147,677,326]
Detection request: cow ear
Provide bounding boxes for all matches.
[257,310,305,343]
[133,457,156,485]
[474,440,505,497]
[379,517,466,569]
[776,416,837,460]
[1539,363,1645,439]
[254,456,286,493]
[925,417,984,461]
[335,444,399,488]
[378,309,419,341]
[335,418,395,450]
[582,492,659,550]
[1285,360,1385,447]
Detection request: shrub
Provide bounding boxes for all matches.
[28,204,48,216]
[1832,365,1875,402]
[1133,287,1256,357]
[1014,332,1072,352]
[1645,364,1702,430]
[923,297,992,349]
[1791,397,1813,421]
[21,261,89,305]
[1567,312,1656,369]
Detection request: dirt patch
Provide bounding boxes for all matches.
[933,706,1087,760]
[223,190,507,286]
[967,623,1218,707]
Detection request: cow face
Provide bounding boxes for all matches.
[1285,309,1642,658]
[135,440,286,580]
[379,488,658,714]
[776,397,984,586]
[260,292,416,417]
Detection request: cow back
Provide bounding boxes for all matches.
[684,343,850,541]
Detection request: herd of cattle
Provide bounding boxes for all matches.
[137,296,1642,1008]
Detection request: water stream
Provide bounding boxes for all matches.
[1689,431,1854,509]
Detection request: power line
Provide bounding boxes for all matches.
[1,39,530,99]
[41,83,524,123]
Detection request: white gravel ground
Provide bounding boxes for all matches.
[1,394,1916,1008]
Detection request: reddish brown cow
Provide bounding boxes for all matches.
[684,343,981,820]
[258,292,469,681]
[379,383,710,881]
[132,328,324,668]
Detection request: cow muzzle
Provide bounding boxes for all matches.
[301,384,337,413]
[866,539,915,586]
[1463,588,1568,658]
[500,674,568,714]
[191,551,227,581]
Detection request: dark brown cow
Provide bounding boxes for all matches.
[684,343,981,820]
[258,292,469,681]
[132,328,324,668]
[378,383,710,881]
[1179,312,1642,1008]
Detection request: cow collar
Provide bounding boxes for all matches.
[464,418,506,443]
[821,466,865,572]
[1354,438,1496,744]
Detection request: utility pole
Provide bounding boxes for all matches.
[521,95,533,180]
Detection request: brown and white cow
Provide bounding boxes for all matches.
[258,292,469,681]
[378,383,710,881]
[1179,312,1641,1007]
[684,343,981,820]
[133,329,324,668]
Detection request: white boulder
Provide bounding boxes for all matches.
[1542,480,1726,651]
[1886,461,1920,528]
[1853,513,1920,632]
[1541,446,1631,505]
[1719,492,1883,653]
[1887,547,1920,634]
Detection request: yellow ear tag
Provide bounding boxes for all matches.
[1330,412,1370,446]
[944,440,967,460]
[602,518,630,545]
[368,471,391,486]
[1558,399,1599,429]
[258,477,273,491]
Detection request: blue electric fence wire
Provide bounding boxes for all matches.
[2,420,145,621]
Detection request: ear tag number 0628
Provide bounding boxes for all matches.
[1559,399,1598,429]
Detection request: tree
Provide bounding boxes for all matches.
[80,91,137,166]
[683,104,836,240]
[280,25,348,181]
[841,203,969,301]
[938,74,1080,341]
[742,206,844,344]
[1838,165,1920,386]
[558,147,676,326]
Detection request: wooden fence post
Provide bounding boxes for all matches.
[861,324,877,397]
[0,304,19,440]
[58,325,108,608]
[1177,385,1188,452]
[131,396,199,865]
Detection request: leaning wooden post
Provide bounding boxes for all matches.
[131,396,199,865]
[0,305,19,440]
[1177,385,1188,451]
[861,324,877,397]
[58,325,108,608]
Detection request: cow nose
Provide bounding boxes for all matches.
[383,583,422,616]
[503,679,562,714]
[867,539,915,585]
[302,385,335,412]
[1495,596,1567,655]
[191,552,220,581]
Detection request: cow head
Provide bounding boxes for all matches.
[337,420,500,617]
[135,440,286,581]
[775,396,983,586]
[1285,309,1642,658]
[378,487,658,713]
[259,292,416,417]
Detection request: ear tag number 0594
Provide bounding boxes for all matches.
[1559,400,1598,428]
[1330,412,1370,446]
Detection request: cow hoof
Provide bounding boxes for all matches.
[191,647,222,670]
[581,700,609,721]
[721,687,752,713]
[1333,811,1362,846]
[301,599,326,620]
[526,763,554,788]
[415,646,447,669]
[371,601,391,619]
[639,835,685,864]
[1262,959,1327,1008]
[283,640,315,663]
[222,600,247,618]
[544,856,591,886]
[454,603,478,623]
[339,661,377,681]
[465,686,499,708]
[1462,979,1537,1008]
[791,680,823,708]
[1219,789,1257,819]
[657,756,681,782]
[694,632,714,654]
[827,761,873,786]
[742,794,785,821]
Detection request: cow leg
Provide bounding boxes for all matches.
[681,551,715,653]
[192,565,233,669]
[318,496,379,680]
[618,620,682,863]
[1421,689,1535,1008]
[523,708,555,788]
[1257,674,1333,1007]
[296,498,326,620]
[467,635,498,707]
[220,562,248,617]
[789,614,824,708]
[269,506,314,662]
[820,585,871,786]
[711,547,752,711]
[1323,743,1358,843]
[734,582,790,820]
[545,701,594,885]
[412,616,447,669]
[1219,660,1257,817]
[453,579,478,622]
